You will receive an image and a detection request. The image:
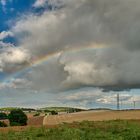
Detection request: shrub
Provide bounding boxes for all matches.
[8,109,27,126]
[51,110,58,115]
[33,113,40,117]
[68,108,75,113]
[0,121,7,127]
[0,113,8,120]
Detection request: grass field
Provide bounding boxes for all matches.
[0,120,140,140]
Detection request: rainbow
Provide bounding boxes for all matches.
[3,43,106,84]
[31,43,105,66]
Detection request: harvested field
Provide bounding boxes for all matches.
[1,110,140,132]
[28,116,44,126]
[43,110,140,125]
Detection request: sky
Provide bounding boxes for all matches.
[0,0,140,109]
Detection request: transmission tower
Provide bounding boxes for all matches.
[133,101,136,109]
[117,93,120,110]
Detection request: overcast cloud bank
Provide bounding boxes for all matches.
[1,0,140,92]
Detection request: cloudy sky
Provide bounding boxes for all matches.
[0,0,140,109]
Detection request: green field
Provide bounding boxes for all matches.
[0,120,140,140]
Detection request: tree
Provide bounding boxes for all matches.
[51,110,58,115]
[8,109,27,126]
[0,113,8,120]
[0,121,7,127]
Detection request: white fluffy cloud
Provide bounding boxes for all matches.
[97,94,132,104]
[33,0,47,8]
[0,31,13,40]
[0,41,14,48]
[0,48,31,72]
[33,0,70,9]
[1,48,30,64]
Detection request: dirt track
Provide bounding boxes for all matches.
[43,110,140,125]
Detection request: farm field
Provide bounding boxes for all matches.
[43,110,140,125]
[1,110,140,133]
[0,120,140,140]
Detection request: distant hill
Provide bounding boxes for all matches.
[0,107,36,112]
[39,107,87,112]
[88,108,112,111]
[0,107,87,114]
[0,107,114,113]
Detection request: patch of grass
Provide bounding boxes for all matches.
[0,120,140,140]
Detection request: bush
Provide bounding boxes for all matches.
[8,109,27,126]
[0,121,7,127]
[68,108,75,113]
[33,113,40,117]
[51,110,58,115]
[0,113,7,120]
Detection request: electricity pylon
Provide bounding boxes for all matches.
[117,93,120,110]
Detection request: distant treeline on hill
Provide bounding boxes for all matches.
[0,107,36,112]
[40,107,87,113]
[20,108,36,111]
[88,108,112,111]
[0,107,87,113]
